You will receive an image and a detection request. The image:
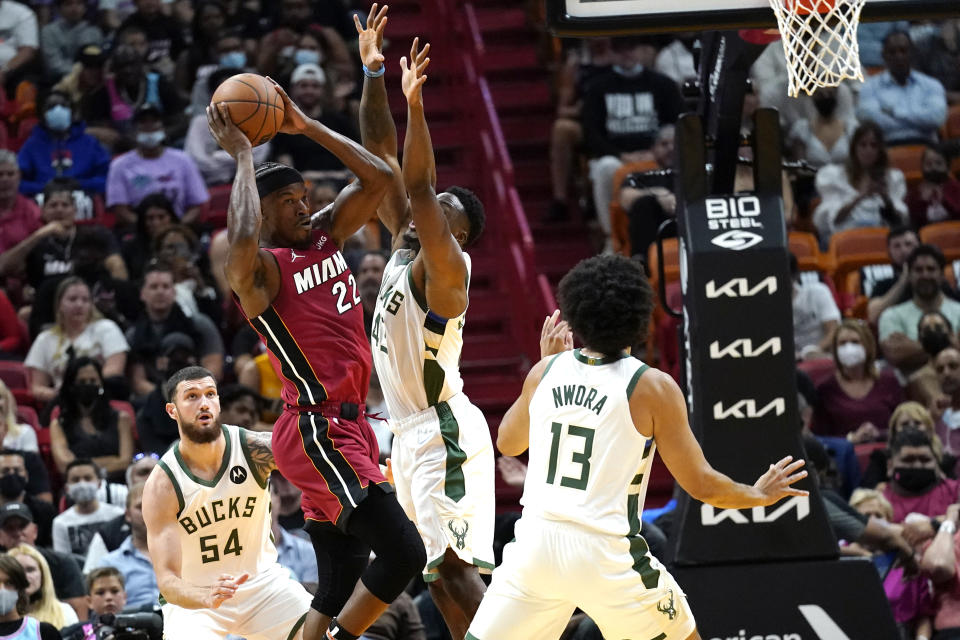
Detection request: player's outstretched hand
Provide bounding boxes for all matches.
[266,77,311,135]
[355,3,388,70]
[206,103,251,158]
[206,572,249,609]
[399,37,430,106]
[752,456,808,506]
[540,309,573,359]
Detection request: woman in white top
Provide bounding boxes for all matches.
[23,276,129,404]
[0,381,38,453]
[9,544,78,630]
[788,85,857,169]
[813,121,908,243]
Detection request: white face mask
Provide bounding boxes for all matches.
[0,588,18,616]
[836,342,866,367]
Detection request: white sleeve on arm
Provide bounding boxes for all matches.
[51,518,69,554]
[815,283,841,322]
[97,319,130,358]
[877,306,902,341]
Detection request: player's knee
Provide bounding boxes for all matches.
[363,516,426,602]
[392,516,427,579]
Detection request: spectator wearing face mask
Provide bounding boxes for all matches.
[186,29,250,118]
[0,451,55,549]
[907,145,960,228]
[51,460,123,560]
[883,428,959,523]
[105,103,208,228]
[17,92,111,197]
[0,553,61,640]
[812,318,903,442]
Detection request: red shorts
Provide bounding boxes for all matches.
[272,406,390,529]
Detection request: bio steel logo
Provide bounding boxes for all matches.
[706,196,764,250]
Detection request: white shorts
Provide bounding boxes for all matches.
[390,393,496,581]
[467,517,697,640]
[162,564,312,640]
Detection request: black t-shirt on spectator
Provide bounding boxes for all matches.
[136,388,179,457]
[25,227,118,290]
[0,618,61,640]
[38,547,86,600]
[25,495,57,549]
[581,68,683,158]
[270,112,359,173]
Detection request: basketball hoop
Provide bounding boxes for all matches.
[768,0,866,97]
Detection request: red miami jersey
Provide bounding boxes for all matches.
[245,229,370,406]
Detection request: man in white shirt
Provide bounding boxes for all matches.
[880,244,960,375]
[0,0,38,96]
[790,253,841,360]
[52,459,124,558]
[858,30,948,144]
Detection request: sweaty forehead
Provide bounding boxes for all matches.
[437,192,464,215]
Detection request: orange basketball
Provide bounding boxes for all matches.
[211,73,285,147]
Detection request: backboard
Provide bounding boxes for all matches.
[546,0,958,37]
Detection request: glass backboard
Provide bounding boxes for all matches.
[546,0,958,37]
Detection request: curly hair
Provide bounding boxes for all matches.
[444,186,485,247]
[557,255,654,357]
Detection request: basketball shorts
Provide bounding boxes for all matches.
[272,407,392,530]
[162,563,311,640]
[466,517,697,640]
[390,393,496,581]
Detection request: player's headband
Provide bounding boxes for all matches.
[256,165,304,198]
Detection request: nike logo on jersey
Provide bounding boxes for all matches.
[293,252,349,294]
[551,384,608,416]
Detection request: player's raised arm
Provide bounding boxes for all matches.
[356,4,412,241]
[268,78,393,248]
[143,467,249,610]
[635,368,809,509]
[243,429,277,484]
[497,357,551,456]
[400,39,468,318]
[207,104,276,318]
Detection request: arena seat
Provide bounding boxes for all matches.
[827,226,888,281]
[15,406,40,433]
[610,160,660,256]
[0,361,29,391]
[946,104,960,140]
[204,184,232,228]
[886,144,925,187]
[920,220,960,262]
[797,358,835,387]
[788,231,823,272]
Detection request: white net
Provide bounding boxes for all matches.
[768,0,867,97]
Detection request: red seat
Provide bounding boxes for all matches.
[14,406,39,433]
[797,358,835,387]
[0,361,29,391]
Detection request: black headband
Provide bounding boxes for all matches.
[256,166,303,198]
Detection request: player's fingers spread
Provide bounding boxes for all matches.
[786,488,810,497]
[775,455,793,468]
[376,4,389,22]
[783,459,806,474]
[354,13,363,33]
[785,470,808,484]
[399,56,407,71]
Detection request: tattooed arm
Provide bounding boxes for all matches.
[244,429,277,484]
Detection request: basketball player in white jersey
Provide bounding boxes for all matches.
[142,366,312,639]
[466,255,809,640]
[356,8,493,638]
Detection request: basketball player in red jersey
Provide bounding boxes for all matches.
[206,81,427,640]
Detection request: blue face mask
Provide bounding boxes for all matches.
[219,51,246,69]
[45,104,72,132]
[613,64,644,77]
[294,49,321,66]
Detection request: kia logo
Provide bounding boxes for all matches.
[711,230,763,251]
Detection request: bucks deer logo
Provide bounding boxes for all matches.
[657,589,677,620]
[448,519,469,550]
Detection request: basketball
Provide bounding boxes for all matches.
[210,73,285,147]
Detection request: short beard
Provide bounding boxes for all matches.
[180,416,222,444]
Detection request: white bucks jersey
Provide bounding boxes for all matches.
[523,350,655,537]
[157,424,276,584]
[371,250,471,420]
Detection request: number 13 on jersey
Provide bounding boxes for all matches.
[546,422,595,490]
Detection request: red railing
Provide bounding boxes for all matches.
[420,0,556,363]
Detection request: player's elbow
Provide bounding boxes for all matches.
[496,431,526,457]
[921,555,956,584]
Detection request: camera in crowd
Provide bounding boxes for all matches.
[90,612,163,640]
